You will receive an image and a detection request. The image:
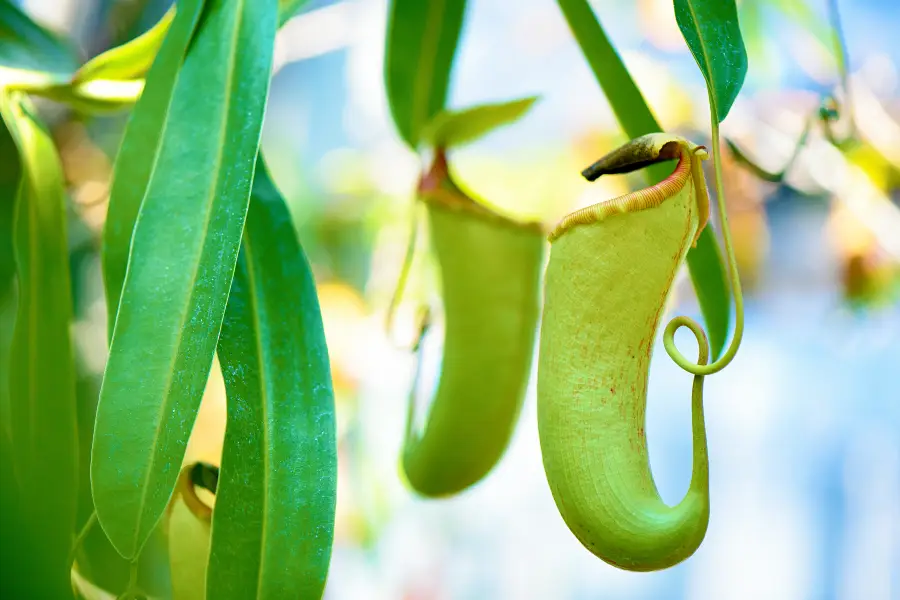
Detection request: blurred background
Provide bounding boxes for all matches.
[2,0,899,598]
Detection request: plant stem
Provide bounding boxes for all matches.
[68,511,97,595]
[664,101,745,376]
[707,118,745,368]
[385,200,421,345]
[403,311,431,444]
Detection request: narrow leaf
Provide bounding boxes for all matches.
[421,96,539,149]
[674,0,748,122]
[91,0,278,559]
[73,0,305,94]
[0,0,78,74]
[0,89,78,596]
[0,119,19,301]
[72,6,175,85]
[557,0,664,158]
[209,156,337,599]
[557,0,730,359]
[384,0,467,148]
[28,77,144,116]
[102,0,206,336]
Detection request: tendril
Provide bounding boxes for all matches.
[725,112,813,184]
[385,199,423,351]
[403,308,432,444]
[68,511,97,585]
[663,109,745,377]
[177,462,215,522]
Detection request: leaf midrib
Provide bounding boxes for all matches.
[682,0,719,119]
[129,0,246,554]
[411,0,448,145]
[105,2,199,321]
[241,232,273,598]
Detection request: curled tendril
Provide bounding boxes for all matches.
[177,462,217,522]
[668,0,854,376]
[662,117,745,377]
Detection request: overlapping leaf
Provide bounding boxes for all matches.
[674,0,748,122]
[92,0,279,559]
[72,0,306,94]
[73,6,175,85]
[209,156,337,599]
[0,89,78,597]
[102,0,206,335]
[384,0,467,148]
[74,0,309,205]
[556,0,731,358]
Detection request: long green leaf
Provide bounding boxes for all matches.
[557,0,730,359]
[674,0,748,122]
[0,0,78,74]
[65,0,306,88]
[101,0,206,337]
[91,0,278,559]
[384,0,467,148]
[72,7,176,85]
[421,96,539,149]
[92,0,304,262]
[73,0,304,91]
[0,120,18,302]
[209,155,337,599]
[0,89,78,597]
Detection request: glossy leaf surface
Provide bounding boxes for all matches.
[209,156,337,599]
[557,0,730,359]
[0,89,78,596]
[91,0,278,559]
[674,0,748,122]
[73,6,175,84]
[384,0,467,148]
[101,0,206,335]
[422,96,539,149]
